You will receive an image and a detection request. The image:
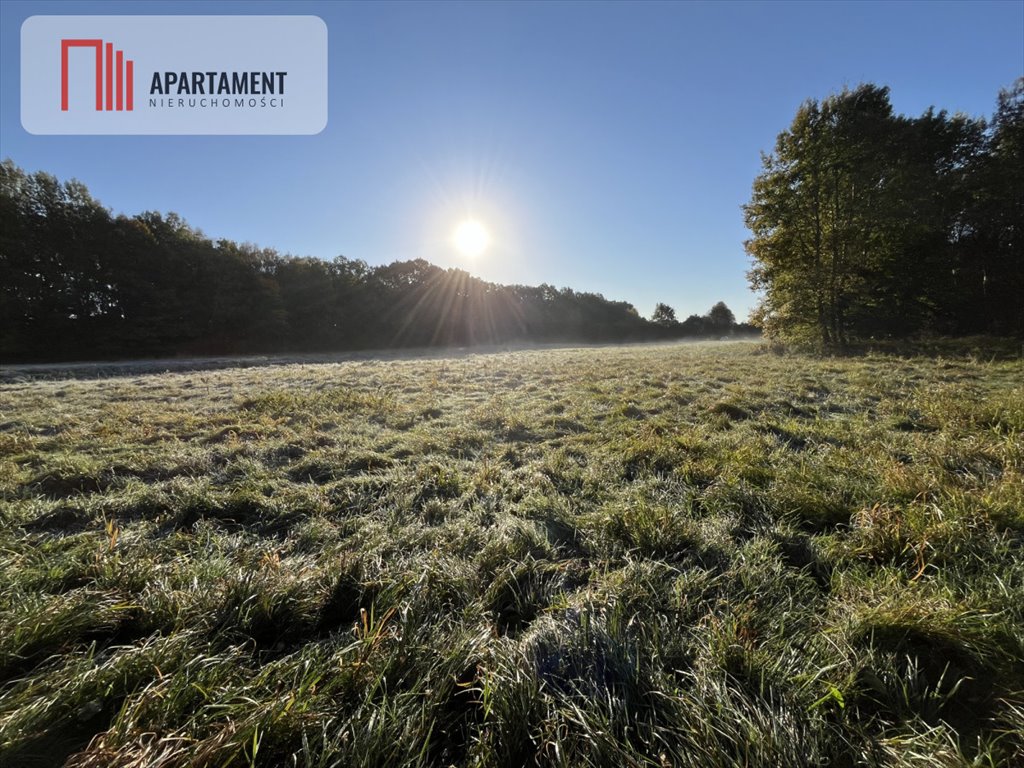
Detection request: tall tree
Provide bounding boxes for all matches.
[745,85,900,347]
[651,302,677,326]
[969,78,1024,335]
[705,301,736,330]
[743,83,1020,345]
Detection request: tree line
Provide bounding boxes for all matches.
[0,160,747,362]
[745,79,1023,347]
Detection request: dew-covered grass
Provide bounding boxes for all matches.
[1,341,1021,767]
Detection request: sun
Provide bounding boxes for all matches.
[452,219,491,258]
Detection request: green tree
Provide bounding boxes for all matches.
[705,301,735,330]
[651,302,677,326]
[863,108,985,336]
[0,161,119,358]
[965,78,1024,335]
[744,84,900,347]
[744,82,1022,344]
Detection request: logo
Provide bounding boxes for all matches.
[22,16,328,135]
[61,39,134,111]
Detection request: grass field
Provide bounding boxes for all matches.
[1,341,1022,767]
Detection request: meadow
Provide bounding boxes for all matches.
[0,341,1021,767]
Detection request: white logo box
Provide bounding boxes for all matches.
[21,15,328,135]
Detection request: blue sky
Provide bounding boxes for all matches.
[1,0,1021,321]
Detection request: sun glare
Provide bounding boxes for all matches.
[453,219,491,258]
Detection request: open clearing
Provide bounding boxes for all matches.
[1,341,1022,767]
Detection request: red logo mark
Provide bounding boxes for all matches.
[61,39,134,111]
